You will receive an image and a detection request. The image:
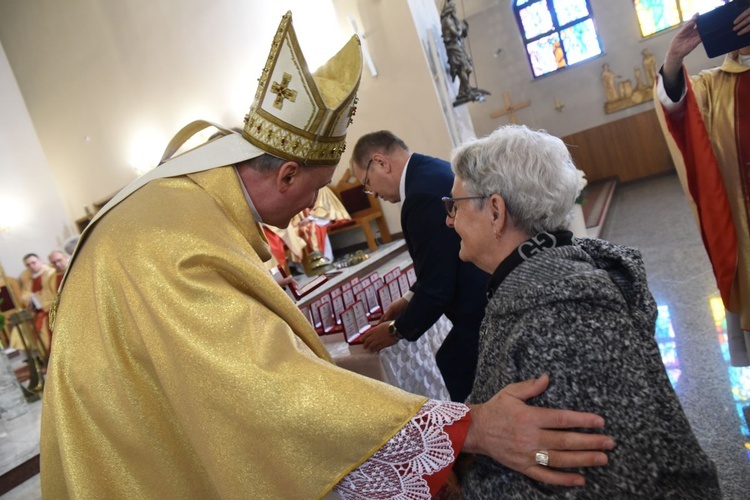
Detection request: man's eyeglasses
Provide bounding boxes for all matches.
[441,196,487,218]
[362,158,375,195]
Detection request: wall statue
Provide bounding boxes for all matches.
[441,0,489,106]
[602,49,657,114]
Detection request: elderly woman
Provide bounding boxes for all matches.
[445,125,721,498]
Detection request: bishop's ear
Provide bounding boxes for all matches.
[277,161,301,192]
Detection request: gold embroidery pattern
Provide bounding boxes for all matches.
[244,112,347,165]
[49,293,60,331]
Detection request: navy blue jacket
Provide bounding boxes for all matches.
[393,153,489,401]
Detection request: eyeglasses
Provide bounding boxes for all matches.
[441,196,487,218]
[362,158,374,195]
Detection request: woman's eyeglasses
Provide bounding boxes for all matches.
[441,196,488,218]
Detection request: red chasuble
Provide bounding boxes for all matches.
[659,68,746,310]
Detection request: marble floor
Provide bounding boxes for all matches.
[0,476,38,500]
[3,172,749,499]
[601,173,750,499]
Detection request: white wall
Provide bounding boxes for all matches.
[0,43,74,277]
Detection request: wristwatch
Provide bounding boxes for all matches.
[387,320,403,340]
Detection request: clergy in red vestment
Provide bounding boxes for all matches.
[41,250,69,349]
[656,7,750,366]
[18,252,55,349]
[265,185,350,273]
[47,250,68,292]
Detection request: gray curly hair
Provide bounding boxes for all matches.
[451,124,579,236]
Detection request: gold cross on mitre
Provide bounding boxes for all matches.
[270,72,298,110]
[490,91,531,124]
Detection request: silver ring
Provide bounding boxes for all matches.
[535,450,549,467]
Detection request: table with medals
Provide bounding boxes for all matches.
[295,240,451,401]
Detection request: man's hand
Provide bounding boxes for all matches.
[462,375,614,487]
[361,322,398,352]
[664,14,701,83]
[271,267,295,288]
[735,6,750,36]
[379,297,409,322]
[276,275,295,288]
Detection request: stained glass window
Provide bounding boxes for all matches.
[634,0,727,37]
[514,0,602,78]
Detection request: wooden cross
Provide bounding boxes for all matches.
[270,72,298,110]
[490,91,531,123]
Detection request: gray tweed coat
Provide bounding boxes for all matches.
[462,238,721,499]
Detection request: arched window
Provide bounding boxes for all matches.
[634,0,728,37]
[514,0,602,78]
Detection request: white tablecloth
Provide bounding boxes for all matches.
[379,316,451,400]
[321,317,451,401]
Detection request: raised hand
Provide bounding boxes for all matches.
[662,15,702,89]
[735,6,750,36]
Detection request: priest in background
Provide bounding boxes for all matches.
[19,253,54,310]
[47,250,69,292]
[655,5,750,366]
[40,249,69,350]
[18,252,55,350]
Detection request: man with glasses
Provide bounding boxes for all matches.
[351,130,488,402]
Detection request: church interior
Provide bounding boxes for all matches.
[0,0,749,497]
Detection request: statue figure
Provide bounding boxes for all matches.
[602,63,620,102]
[266,187,346,276]
[602,55,655,114]
[441,0,489,106]
[635,66,645,89]
[642,49,657,87]
[619,79,634,98]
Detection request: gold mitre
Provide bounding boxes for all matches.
[243,11,363,166]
